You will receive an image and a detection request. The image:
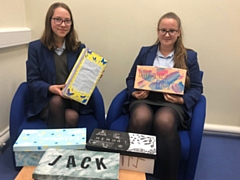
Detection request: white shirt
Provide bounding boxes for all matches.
[54,40,66,56]
[153,48,174,68]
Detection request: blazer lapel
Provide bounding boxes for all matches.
[42,46,56,84]
[67,51,78,71]
[145,44,158,65]
[67,44,85,71]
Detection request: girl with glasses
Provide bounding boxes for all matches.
[27,2,92,128]
[125,12,203,179]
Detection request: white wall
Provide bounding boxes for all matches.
[0,0,240,141]
[0,0,27,142]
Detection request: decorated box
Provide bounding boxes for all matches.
[134,65,187,95]
[86,128,157,174]
[33,148,119,180]
[62,48,108,105]
[13,128,86,167]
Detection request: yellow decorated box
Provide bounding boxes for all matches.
[13,128,86,167]
[62,48,108,105]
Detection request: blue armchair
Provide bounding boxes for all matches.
[9,82,105,149]
[106,76,206,180]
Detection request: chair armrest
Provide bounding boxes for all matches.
[89,87,105,129]
[186,95,206,179]
[189,95,206,138]
[9,82,29,145]
[106,89,128,129]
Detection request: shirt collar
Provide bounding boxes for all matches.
[157,48,174,59]
[54,40,66,56]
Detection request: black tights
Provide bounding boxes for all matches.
[47,95,79,128]
[127,103,181,180]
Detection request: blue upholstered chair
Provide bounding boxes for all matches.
[106,73,206,180]
[9,82,105,158]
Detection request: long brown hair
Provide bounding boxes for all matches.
[155,12,190,88]
[40,2,81,51]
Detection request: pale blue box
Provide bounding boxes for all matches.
[13,128,86,167]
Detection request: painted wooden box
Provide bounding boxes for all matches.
[13,128,86,167]
[33,148,119,180]
[86,128,157,174]
[134,65,187,95]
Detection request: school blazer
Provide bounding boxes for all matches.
[27,40,87,119]
[126,44,203,120]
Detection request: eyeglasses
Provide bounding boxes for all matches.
[158,29,178,36]
[52,18,72,26]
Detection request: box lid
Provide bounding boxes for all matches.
[13,128,86,152]
[33,148,119,180]
[86,129,157,159]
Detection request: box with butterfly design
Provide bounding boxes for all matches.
[13,128,86,167]
[86,128,157,174]
[62,48,108,105]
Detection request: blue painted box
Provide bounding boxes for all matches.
[13,128,86,167]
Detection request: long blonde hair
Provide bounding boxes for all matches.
[155,12,190,87]
[40,2,81,51]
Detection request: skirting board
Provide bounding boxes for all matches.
[0,28,31,48]
[0,127,9,147]
[204,124,240,135]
